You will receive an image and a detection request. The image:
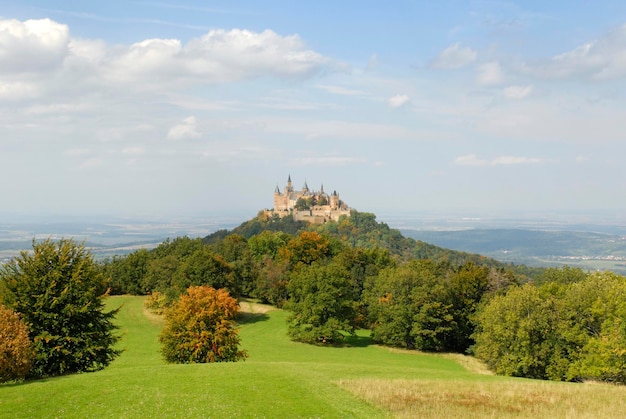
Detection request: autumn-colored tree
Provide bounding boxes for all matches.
[281,231,331,266]
[159,286,247,363]
[0,305,34,382]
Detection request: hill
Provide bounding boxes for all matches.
[203,210,543,279]
[401,228,626,274]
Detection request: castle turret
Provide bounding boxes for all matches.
[330,190,339,210]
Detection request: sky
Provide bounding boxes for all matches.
[2,1,626,221]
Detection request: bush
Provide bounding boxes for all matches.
[159,286,247,363]
[0,238,120,378]
[0,305,34,382]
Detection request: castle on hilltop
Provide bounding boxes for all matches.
[269,175,350,223]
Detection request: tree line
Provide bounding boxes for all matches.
[3,210,626,384]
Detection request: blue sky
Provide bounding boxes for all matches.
[2,1,626,220]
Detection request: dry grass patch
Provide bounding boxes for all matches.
[381,346,493,376]
[338,378,626,418]
[440,353,494,376]
[142,302,165,326]
[238,300,275,315]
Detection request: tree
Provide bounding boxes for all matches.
[286,262,357,344]
[282,231,332,266]
[446,262,491,352]
[367,260,455,351]
[0,305,34,382]
[0,239,120,378]
[472,284,565,379]
[160,286,247,363]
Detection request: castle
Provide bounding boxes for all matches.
[269,175,350,223]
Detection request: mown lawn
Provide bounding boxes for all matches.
[2,295,626,418]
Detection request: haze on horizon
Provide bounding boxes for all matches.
[2,1,626,220]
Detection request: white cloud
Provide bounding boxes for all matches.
[289,155,368,166]
[492,156,543,165]
[477,61,504,85]
[0,81,39,100]
[122,147,145,155]
[387,94,410,108]
[64,148,91,157]
[503,84,533,99]
[167,116,201,140]
[454,154,487,166]
[179,29,331,82]
[0,18,335,93]
[432,43,477,69]
[0,18,70,74]
[455,154,546,166]
[366,53,378,71]
[79,157,103,169]
[525,24,626,80]
[316,84,365,96]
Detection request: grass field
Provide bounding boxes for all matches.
[2,296,626,418]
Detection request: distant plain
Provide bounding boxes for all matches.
[3,211,626,273]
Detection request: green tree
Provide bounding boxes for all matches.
[173,247,235,296]
[254,256,290,307]
[214,234,258,297]
[101,248,151,295]
[473,284,564,379]
[286,262,357,344]
[447,262,491,352]
[248,230,291,260]
[367,260,454,351]
[566,271,626,383]
[159,286,247,363]
[0,239,120,378]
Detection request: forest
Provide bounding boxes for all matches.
[95,210,626,384]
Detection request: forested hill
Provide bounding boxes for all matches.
[203,210,540,277]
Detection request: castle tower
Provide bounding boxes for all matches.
[330,190,339,210]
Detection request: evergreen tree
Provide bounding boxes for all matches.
[0,239,120,378]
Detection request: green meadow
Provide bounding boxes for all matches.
[2,295,626,418]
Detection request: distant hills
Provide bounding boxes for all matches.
[401,228,626,274]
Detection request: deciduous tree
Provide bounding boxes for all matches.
[159,286,247,363]
[0,305,34,382]
[286,262,357,344]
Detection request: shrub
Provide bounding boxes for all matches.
[159,286,247,363]
[0,305,34,382]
